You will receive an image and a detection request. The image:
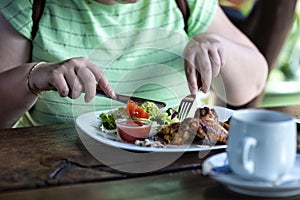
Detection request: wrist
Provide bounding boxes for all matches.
[27,62,46,96]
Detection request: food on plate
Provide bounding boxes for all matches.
[98,100,230,147]
[99,112,117,130]
[157,107,229,145]
[115,118,152,143]
[134,139,166,148]
[98,100,179,131]
[194,107,229,145]
[140,101,179,125]
[156,119,197,145]
[126,100,150,119]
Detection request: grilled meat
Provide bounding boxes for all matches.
[195,107,229,145]
[156,107,229,145]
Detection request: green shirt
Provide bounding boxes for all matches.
[0,0,217,126]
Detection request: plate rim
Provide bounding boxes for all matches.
[203,152,300,194]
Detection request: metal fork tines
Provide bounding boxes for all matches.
[177,94,196,121]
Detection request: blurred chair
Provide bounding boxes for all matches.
[219,0,298,109]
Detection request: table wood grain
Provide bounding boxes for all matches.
[0,105,300,199]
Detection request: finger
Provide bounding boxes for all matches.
[97,73,116,100]
[64,70,83,99]
[195,46,212,93]
[48,69,70,97]
[76,67,97,102]
[85,60,116,99]
[195,62,202,89]
[184,46,199,95]
[208,48,222,77]
[190,55,203,90]
[218,46,226,67]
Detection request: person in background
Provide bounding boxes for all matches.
[0,0,268,128]
[219,0,254,27]
[219,0,297,108]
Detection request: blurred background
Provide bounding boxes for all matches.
[219,0,300,107]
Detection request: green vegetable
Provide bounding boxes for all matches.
[99,101,179,131]
[141,102,179,125]
[140,102,160,117]
[99,112,116,130]
[98,107,128,130]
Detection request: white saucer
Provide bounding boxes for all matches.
[203,152,300,197]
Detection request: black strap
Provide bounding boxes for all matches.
[175,0,190,32]
[31,0,46,39]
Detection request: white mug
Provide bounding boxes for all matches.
[227,109,297,182]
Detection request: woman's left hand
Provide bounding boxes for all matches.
[184,33,226,95]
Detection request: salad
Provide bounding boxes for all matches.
[98,100,179,131]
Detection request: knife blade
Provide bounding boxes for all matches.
[96,90,166,108]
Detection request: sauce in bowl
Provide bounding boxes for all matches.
[116,118,152,143]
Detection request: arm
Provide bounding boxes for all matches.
[0,13,115,128]
[184,6,268,106]
[0,12,37,128]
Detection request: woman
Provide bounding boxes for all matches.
[0,0,268,128]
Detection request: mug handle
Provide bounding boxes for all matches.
[242,137,257,174]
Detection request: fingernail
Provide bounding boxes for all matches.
[192,88,198,95]
[85,96,91,103]
[110,90,116,99]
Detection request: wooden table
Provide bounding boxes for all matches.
[1,105,300,200]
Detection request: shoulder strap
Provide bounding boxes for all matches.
[31,0,46,39]
[175,0,190,32]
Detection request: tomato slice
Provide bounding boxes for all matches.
[135,107,150,118]
[126,100,138,116]
[126,101,150,119]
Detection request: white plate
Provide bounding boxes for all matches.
[203,152,300,197]
[75,106,234,152]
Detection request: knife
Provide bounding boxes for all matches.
[96,89,166,108]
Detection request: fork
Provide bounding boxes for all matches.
[177,94,196,121]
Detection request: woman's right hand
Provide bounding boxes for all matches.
[28,57,115,102]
